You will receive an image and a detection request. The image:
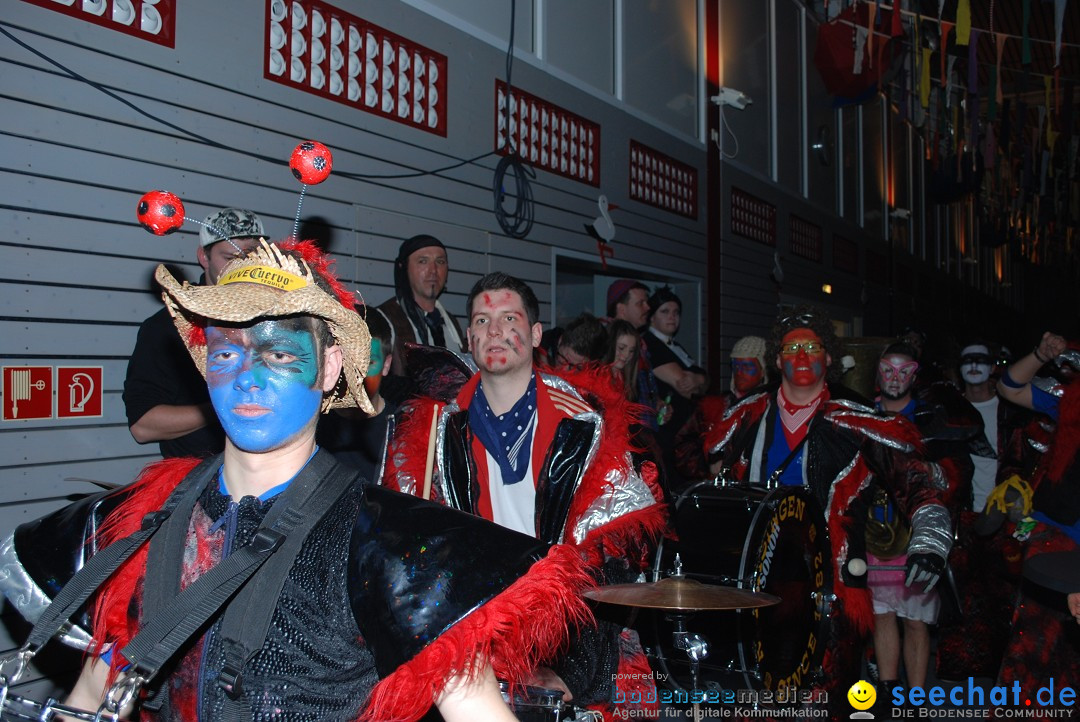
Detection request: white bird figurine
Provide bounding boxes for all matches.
[771,251,784,285]
[584,195,618,243]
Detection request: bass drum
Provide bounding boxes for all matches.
[648,482,833,693]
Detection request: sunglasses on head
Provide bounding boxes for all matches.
[779,312,817,327]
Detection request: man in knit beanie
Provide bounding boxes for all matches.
[730,335,767,398]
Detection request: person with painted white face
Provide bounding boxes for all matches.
[961,342,1016,512]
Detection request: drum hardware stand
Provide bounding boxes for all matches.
[665,556,711,722]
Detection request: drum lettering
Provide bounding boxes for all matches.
[815,571,823,586]
[756,518,780,589]
[777,496,807,521]
[776,668,802,690]
[808,633,817,653]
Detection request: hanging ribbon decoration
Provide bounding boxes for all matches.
[995,34,1007,105]
[940,22,953,86]
[1022,0,1032,66]
[1053,0,1067,67]
[867,3,877,69]
[956,0,972,45]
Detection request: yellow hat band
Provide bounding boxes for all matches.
[218,265,308,291]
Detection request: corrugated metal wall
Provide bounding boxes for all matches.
[0,0,707,692]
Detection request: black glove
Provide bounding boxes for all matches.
[905,552,945,592]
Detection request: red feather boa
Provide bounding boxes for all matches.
[362,543,594,722]
[88,457,201,677]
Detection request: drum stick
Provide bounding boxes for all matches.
[846,558,906,576]
[421,403,439,501]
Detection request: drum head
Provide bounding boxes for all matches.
[737,486,832,691]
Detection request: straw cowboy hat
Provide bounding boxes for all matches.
[156,238,374,414]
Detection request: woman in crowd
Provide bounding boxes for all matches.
[605,319,642,401]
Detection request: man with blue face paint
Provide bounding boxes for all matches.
[0,240,593,722]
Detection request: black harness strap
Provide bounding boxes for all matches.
[117,450,357,717]
[21,456,220,655]
[216,454,357,718]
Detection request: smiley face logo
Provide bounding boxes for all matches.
[847,680,876,711]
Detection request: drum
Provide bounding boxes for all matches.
[647,481,833,693]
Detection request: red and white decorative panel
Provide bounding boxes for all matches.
[21,0,175,47]
[730,187,776,246]
[494,80,600,186]
[789,215,823,262]
[629,141,697,219]
[265,0,448,136]
[833,235,859,274]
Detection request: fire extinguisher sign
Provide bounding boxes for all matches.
[2,366,53,421]
[57,367,103,419]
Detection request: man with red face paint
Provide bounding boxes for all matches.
[673,335,767,484]
[702,307,951,718]
[868,341,977,694]
[384,272,668,717]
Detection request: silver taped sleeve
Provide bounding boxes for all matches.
[926,462,950,491]
[570,455,657,545]
[0,533,94,651]
[906,504,953,560]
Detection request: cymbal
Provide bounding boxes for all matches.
[584,576,780,611]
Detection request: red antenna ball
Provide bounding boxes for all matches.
[137,190,185,235]
[289,141,333,185]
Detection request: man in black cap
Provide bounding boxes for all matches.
[123,208,265,458]
[378,234,465,377]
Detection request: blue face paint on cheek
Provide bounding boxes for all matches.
[366,339,385,378]
[206,321,324,453]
